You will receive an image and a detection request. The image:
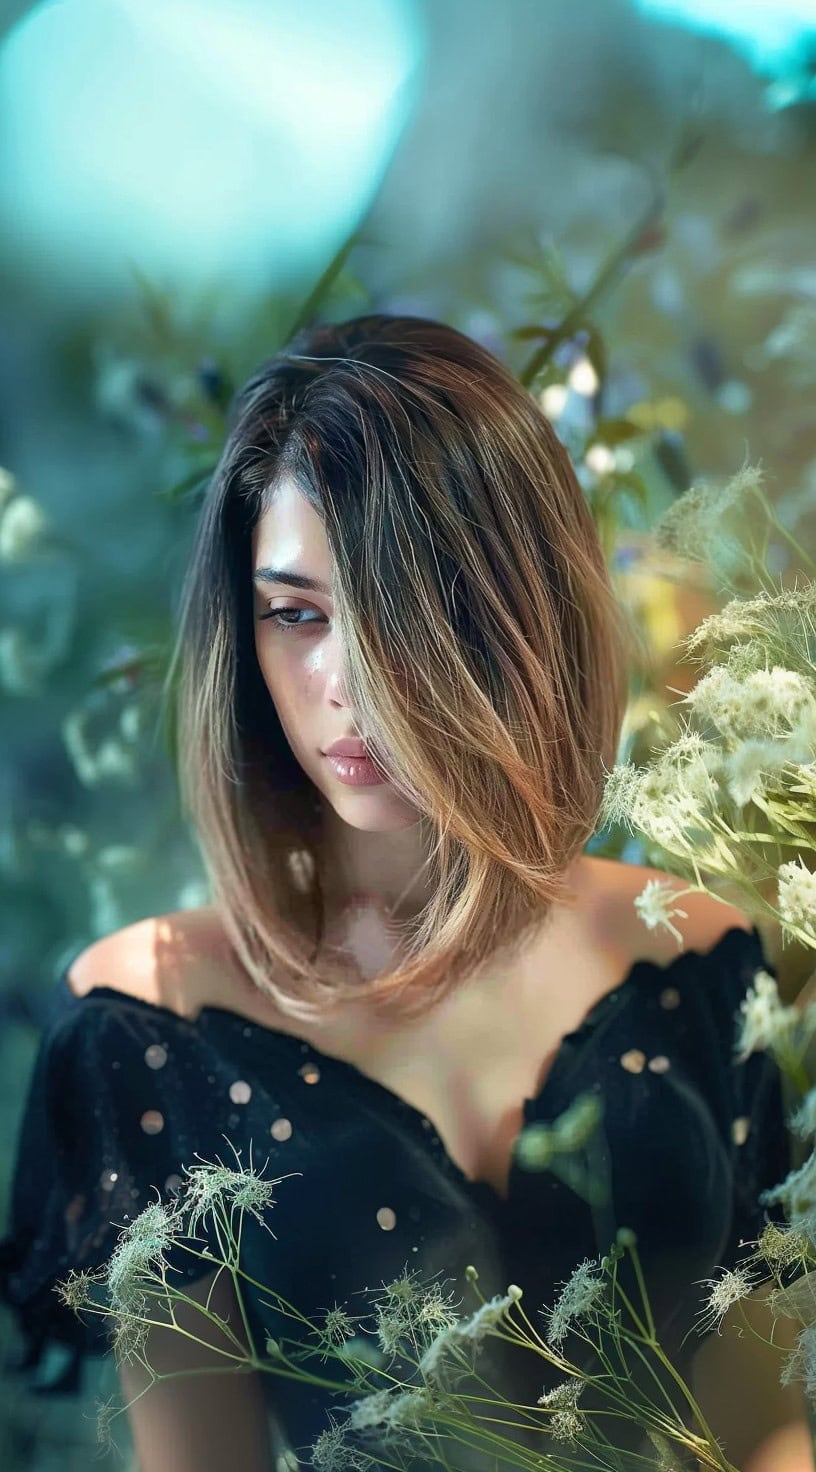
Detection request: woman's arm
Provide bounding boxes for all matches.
[119,1264,277,1472]
[691,1280,813,1471]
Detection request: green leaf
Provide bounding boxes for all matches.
[592,417,644,447]
[507,323,556,343]
[159,462,218,504]
[282,227,367,345]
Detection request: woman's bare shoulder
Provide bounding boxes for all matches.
[64,906,232,1020]
[588,854,753,967]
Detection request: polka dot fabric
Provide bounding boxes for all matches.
[0,925,791,1458]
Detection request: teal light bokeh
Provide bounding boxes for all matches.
[632,0,816,73]
[0,0,425,302]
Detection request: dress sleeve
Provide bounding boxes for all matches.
[714,925,792,1273]
[0,981,224,1396]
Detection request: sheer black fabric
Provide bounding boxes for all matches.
[0,924,791,1463]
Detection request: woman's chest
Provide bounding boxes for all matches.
[281,928,650,1201]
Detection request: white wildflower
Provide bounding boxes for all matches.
[722,739,786,807]
[545,1259,607,1346]
[600,734,723,849]
[653,463,764,563]
[725,640,769,678]
[598,761,642,832]
[684,664,816,743]
[695,1263,757,1334]
[95,1396,120,1456]
[105,1200,179,1312]
[311,1304,358,1361]
[763,1151,816,1241]
[790,1090,816,1142]
[538,1376,586,1444]
[770,1270,816,1326]
[369,1270,459,1358]
[348,1388,397,1431]
[385,1387,433,1430]
[538,1379,583,1409]
[633,878,689,943]
[55,1266,106,1312]
[735,967,798,1061]
[754,1221,810,1272]
[178,1155,282,1236]
[418,1287,522,1386]
[781,1323,816,1399]
[348,1383,432,1434]
[550,1408,583,1444]
[682,584,816,660]
[0,494,51,560]
[789,762,816,802]
[323,1306,358,1346]
[646,1428,686,1469]
[311,1416,377,1470]
[778,858,816,942]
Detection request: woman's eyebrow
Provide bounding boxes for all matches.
[252,567,332,596]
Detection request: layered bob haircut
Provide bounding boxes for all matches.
[167,313,636,1024]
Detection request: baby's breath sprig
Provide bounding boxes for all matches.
[55,1160,749,1471]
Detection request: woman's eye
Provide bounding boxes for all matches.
[258,605,323,633]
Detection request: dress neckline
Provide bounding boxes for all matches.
[53,924,760,1212]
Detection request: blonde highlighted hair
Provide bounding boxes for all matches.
[165,314,635,1024]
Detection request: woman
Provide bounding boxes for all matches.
[0,315,797,1469]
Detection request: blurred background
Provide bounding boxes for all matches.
[1,0,815,1465]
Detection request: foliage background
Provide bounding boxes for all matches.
[1,0,815,1465]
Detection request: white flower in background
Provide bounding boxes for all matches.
[764,1153,816,1244]
[0,466,16,510]
[735,967,799,1062]
[93,845,141,873]
[633,877,689,942]
[62,708,138,786]
[789,1090,816,1142]
[175,878,210,910]
[653,462,763,563]
[778,857,816,943]
[58,825,90,857]
[0,494,52,561]
[119,703,143,741]
[0,626,45,694]
[89,874,126,937]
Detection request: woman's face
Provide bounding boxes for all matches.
[251,475,418,833]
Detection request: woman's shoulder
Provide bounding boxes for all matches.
[63,905,238,1023]
[590,855,754,970]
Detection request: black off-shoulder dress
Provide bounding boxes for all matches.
[0,925,791,1468]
